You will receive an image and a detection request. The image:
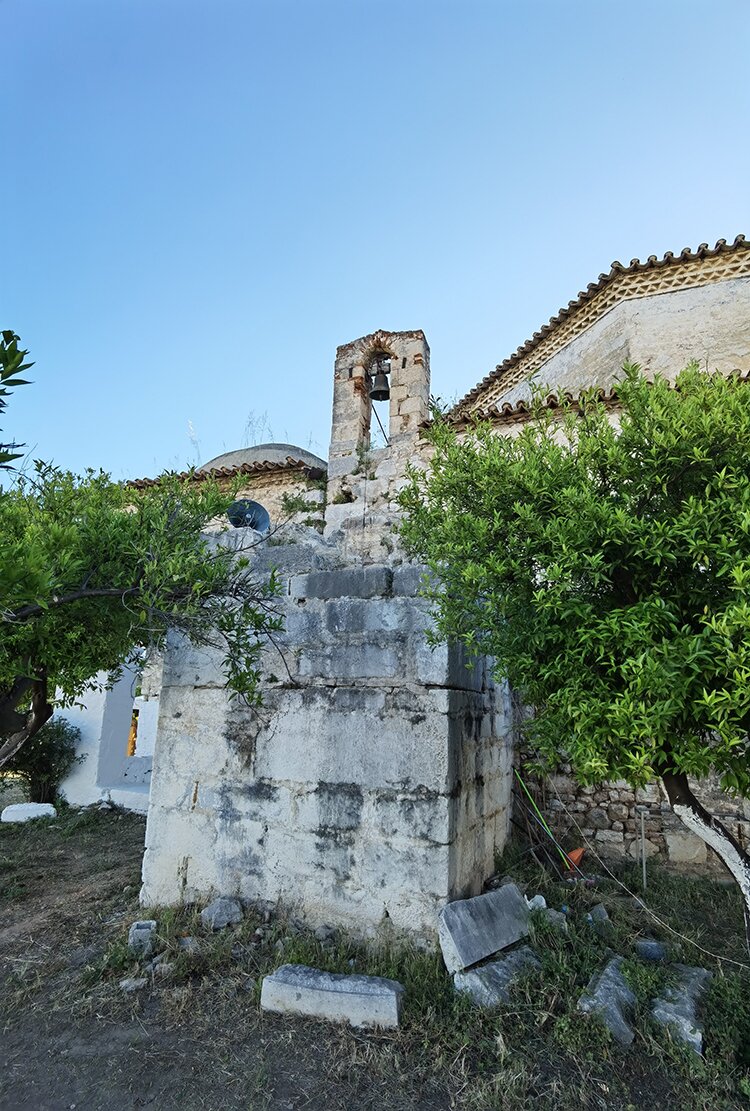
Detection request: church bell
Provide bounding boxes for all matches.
[369,353,391,401]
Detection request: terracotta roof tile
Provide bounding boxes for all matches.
[128,456,325,490]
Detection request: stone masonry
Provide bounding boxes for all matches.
[539,767,750,874]
[140,331,513,937]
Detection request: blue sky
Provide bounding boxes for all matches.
[4,0,749,480]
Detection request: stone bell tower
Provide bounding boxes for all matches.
[326,330,431,560]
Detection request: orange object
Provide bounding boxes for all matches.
[564,847,585,870]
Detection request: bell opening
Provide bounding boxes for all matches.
[368,352,391,402]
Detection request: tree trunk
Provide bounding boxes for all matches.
[661,770,750,950]
[0,674,52,769]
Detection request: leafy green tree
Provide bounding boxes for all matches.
[0,331,32,468]
[0,461,282,767]
[400,364,750,931]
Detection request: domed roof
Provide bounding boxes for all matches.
[198,443,327,473]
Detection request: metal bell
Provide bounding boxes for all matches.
[369,371,390,401]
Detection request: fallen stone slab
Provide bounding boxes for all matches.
[652,964,713,1054]
[635,939,667,963]
[128,920,157,957]
[200,896,243,930]
[578,956,636,1046]
[260,964,404,1029]
[438,884,530,973]
[1,803,56,823]
[454,945,541,1008]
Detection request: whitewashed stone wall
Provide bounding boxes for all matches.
[140,537,513,936]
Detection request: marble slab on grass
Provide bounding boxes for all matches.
[261,964,404,1029]
[438,884,530,973]
[454,945,541,1007]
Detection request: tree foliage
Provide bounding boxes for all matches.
[400,365,750,924]
[0,461,282,766]
[401,365,750,794]
[0,331,32,468]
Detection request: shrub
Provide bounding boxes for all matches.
[3,716,83,803]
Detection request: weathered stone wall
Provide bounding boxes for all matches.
[537,768,750,875]
[140,535,513,937]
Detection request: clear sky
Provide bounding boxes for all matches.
[4,0,749,480]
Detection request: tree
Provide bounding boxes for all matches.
[399,364,750,933]
[0,331,32,468]
[0,461,282,767]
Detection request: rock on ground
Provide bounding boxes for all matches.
[652,964,713,1054]
[578,956,637,1046]
[119,977,148,993]
[453,945,541,1008]
[260,964,404,1029]
[543,908,569,933]
[1,803,56,823]
[634,939,667,962]
[200,896,243,930]
[438,884,530,973]
[128,920,157,957]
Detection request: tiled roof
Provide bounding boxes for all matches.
[453,234,749,413]
[128,456,325,490]
[446,387,620,428]
[445,370,750,430]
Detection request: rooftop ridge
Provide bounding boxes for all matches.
[452,234,749,414]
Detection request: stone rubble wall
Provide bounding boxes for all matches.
[537,767,750,874]
[140,534,513,938]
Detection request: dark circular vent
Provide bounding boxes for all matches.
[226,499,271,534]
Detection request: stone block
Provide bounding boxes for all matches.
[415,638,484,691]
[323,598,417,637]
[201,896,244,930]
[290,566,392,601]
[577,956,636,1045]
[298,644,401,680]
[627,837,660,860]
[253,688,454,792]
[1,803,56,823]
[453,945,541,1007]
[364,790,452,845]
[128,920,157,957]
[652,964,712,1054]
[161,632,227,688]
[355,836,451,901]
[664,831,707,865]
[438,884,530,973]
[260,964,404,1028]
[393,565,431,597]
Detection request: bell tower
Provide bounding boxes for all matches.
[328,329,431,467]
[325,329,431,559]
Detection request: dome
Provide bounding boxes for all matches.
[198,443,327,474]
